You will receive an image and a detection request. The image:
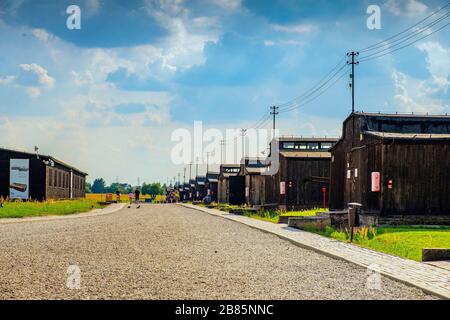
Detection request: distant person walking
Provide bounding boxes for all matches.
[128,192,133,208]
[134,189,141,209]
[115,190,121,203]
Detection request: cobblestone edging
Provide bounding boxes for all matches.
[180,203,450,299]
[0,203,126,225]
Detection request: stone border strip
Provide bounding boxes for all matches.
[0,203,126,225]
[180,203,450,300]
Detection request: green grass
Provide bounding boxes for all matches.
[244,208,326,223]
[303,225,450,261]
[279,208,326,217]
[0,199,105,219]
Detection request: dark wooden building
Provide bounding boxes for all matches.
[206,171,219,202]
[195,176,207,200]
[218,164,240,204]
[0,147,87,201]
[265,137,338,210]
[181,183,190,201]
[330,112,450,225]
[188,179,196,200]
[237,157,269,206]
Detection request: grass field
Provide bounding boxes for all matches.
[200,202,325,223]
[0,199,105,219]
[304,225,450,261]
[245,208,325,223]
[86,193,166,203]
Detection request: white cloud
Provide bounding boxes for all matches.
[416,41,450,93]
[19,63,55,88]
[392,70,449,113]
[0,63,55,97]
[271,23,317,34]
[385,0,428,17]
[31,28,52,42]
[211,0,241,10]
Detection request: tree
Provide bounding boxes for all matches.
[91,178,106,194]
[85,182,92,193]
[141,182,164,196]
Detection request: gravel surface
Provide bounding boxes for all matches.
[0,204,437,300]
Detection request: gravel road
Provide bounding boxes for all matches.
[0,204,437,299]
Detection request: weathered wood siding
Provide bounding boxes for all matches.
[330,113,450,217]
[284,157,330,209]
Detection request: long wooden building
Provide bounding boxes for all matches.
[237,157,269,206]
[218,164,240,204]
[195,176,207,200]
[329,112,450,225]
[0,147,87,201]
[265,137,338,210]
[206,171,219,202]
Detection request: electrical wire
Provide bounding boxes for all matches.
[359,11,450,61]
[359,2,450,52]
[359,20,450,62]
[277,55,347,109]
[278,62,348,111]
[279,66,351,114]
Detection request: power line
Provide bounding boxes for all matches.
[277,55,347,109]
[359,20,450,62]
[278,63,348,111]
[359,10,450,61]
[278,66,350,114]
[359,2,450,53]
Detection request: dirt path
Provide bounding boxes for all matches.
[0,204,436,299]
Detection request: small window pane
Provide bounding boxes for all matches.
[282,142,294,149]
[321,142,333,149]
[308,143,319,150]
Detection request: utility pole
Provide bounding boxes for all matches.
[270,106,279,131]
[183,167,186,184]
[220,140,225,164]
[177,173,181,186]
[206,152,210,174]
[240,129,247,161]
[189,162,192,180]
[195,157,199,177]
[347,51,359,114]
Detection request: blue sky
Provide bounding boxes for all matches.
[0,0,449,184]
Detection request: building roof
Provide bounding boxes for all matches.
[274,136,339,142]
[245,167,269,174]
[219,165,241,178]
[220,164,240,168]
[364,131,450,140]
[0,147,88,176]
[196,176,206,185]
[331,111,450,151]
[280,151,332,158]
[354,111,450,119]
[206,171,219,183]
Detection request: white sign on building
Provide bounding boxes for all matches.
[10,159,30,199]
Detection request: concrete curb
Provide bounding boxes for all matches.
[0,203,126,225]
[179,203,450,300]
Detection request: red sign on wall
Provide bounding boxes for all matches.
[280,181,286,195]
[371,172,380,192]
